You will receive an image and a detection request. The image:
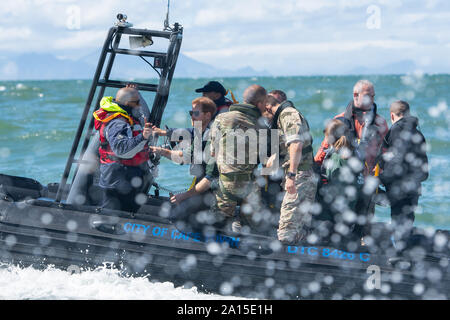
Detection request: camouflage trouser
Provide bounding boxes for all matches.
[213,177,261,226]
[278,169,318,243]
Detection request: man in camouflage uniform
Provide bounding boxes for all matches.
[265,91,318,243]
[210,85,268,230]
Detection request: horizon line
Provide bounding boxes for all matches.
[1,72,449,82]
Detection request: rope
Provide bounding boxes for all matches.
[153,181,188,195]
[226,90,239,104]
[154,176,197,195]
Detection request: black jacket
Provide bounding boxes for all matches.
[379,116,428,198]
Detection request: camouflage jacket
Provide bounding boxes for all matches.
[210,103,262,176]
[274,103,314,171]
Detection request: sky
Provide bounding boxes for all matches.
[1,0,450,76]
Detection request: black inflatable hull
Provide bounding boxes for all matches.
[0,175,449,299]
[0,199,448,299]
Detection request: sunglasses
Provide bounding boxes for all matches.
[189,110,202,117]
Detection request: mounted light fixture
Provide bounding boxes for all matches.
[115,13,133,28]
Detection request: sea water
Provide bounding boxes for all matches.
[0,74,449,299]
[0,263,243,300]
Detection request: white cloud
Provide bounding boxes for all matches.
[53,30,107,50]
[0,0,449,75]
[193,1,277,27]
[338,0,403,8]
[425,0,441,9]
[184,40,418,60]
[0,26,32,41]
[296,0,334,12]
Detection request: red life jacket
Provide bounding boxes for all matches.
[93,108,149,166]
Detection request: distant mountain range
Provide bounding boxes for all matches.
[0,51,270,81]
[347,59,448,75]
[348,60,418,75]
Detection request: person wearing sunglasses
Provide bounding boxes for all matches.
[313,79,389,244]
[150,81,234,142]
[93,85,153,213]
[150,97,219,232]
[314,80,388,174]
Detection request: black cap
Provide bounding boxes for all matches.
[195,81,226,96]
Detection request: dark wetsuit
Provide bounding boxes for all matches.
[379,116,428,239]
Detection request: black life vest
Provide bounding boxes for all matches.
[339,101,380,162]
[271,100,314,156]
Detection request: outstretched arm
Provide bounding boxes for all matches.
[314,139,329,165]
[148,123,168,136]
[106,120,149,159]
[149,146,183,162]
[170,177,212,204]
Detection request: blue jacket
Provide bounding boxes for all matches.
[99,117,148,189]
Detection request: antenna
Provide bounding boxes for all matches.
[163,0,172,31]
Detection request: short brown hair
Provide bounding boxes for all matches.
[192,97,217,116]
[390,100,410,117]
[269,90,287,102]
[266,95,280,107]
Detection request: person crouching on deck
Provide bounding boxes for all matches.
[149,97,219,233]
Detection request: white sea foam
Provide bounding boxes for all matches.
[0,263,245,300]
[15,83,27,90]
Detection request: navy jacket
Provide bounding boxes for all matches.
[99,118,148,190]
[380,116,428,198]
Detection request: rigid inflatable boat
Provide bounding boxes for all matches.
[1,14,449,300]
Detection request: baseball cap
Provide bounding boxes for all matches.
[195,81,226,96]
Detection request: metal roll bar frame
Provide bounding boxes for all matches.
[55,23,183,203]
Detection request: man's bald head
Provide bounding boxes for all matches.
[353,80,374,95]
[116,87,140,106]
[353,79,375,110]
[243,85,267,108]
